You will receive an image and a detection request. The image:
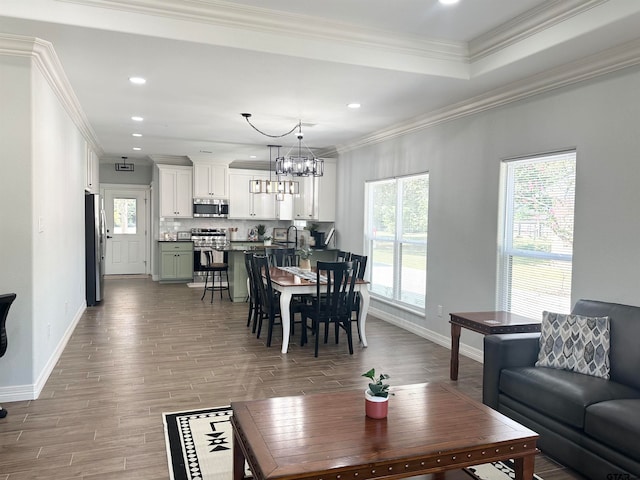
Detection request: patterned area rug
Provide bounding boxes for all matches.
[163,405,542,480]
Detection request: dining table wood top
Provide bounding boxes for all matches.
[267,266,369,287]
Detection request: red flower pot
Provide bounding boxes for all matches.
[365,389,389,419]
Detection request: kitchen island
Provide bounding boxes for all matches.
[224,242,339,302]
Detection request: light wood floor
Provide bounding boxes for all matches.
[0,277,583,479]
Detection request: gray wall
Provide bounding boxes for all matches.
[99,161,152,185]
[1,50,87,400]
[336,65,640,353]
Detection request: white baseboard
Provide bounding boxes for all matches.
[369,307,484,364]
[0,302,85,403]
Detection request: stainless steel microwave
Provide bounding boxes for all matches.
[193,198,229,217]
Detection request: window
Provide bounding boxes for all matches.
[113,198,137,234]
[499,151,576,318]
[365,173,429,310]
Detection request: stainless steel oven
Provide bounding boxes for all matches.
[193,198,229,218]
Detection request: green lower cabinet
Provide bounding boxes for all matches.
[159,242,193,282]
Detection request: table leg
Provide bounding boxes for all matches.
[513,454,535,480]
[358,286,369,347]
[232,428,247,480]
[450,323,461,381]
[279,290,292,354]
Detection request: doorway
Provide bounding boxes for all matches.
[103,186,150,275]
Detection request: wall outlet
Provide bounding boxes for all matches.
[437,305,443,317]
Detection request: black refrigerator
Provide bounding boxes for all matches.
[85,192,105,305]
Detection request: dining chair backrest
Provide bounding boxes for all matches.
[265,247,296,267]
[314,261,357,318]
[336,250,351,262]
[244,251,258,298]
[350,254,368,280]
[252,255,278,314]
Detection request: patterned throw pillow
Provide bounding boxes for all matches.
[535,311,610,379]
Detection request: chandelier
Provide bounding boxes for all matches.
[241,113,324,178]
[248,145,299,200]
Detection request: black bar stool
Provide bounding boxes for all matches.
[201,251,231,302]
[0,293,17,418]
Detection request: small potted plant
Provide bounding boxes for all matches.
[362,368,392,419]
[263,234,272,246]
[256,224,267,241]
[297,246,313,270]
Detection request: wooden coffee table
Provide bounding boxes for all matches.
[231,383,538,480]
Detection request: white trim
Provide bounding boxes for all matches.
[0,302,85,402]
[369,306,484,365]
[0,33,103,157]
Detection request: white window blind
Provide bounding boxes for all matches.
[499,151,576,319]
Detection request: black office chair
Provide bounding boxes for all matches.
[201,250,231,302]
[264,247,297,267]
[0,293,17,419]
[301,261,357,357]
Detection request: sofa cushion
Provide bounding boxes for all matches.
[535,311,610,378]
[572,300,640,390]
[499,366,640,428]
[585,399,640,462]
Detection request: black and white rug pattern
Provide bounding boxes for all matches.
[163,405,542,480]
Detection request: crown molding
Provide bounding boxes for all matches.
[57,0,468,77]
[469,0,606,61]
[0,33,104,157]
[337,37,640,155]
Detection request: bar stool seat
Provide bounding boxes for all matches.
[201,250,231,302]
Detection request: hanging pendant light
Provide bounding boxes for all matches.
[249,145,299,197]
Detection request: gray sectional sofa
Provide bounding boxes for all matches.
[483,299,640,480]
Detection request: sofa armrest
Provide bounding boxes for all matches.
[482,333,541,409]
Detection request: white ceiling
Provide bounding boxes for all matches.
[2,0,640,165]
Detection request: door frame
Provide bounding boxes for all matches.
[100,183,151,275]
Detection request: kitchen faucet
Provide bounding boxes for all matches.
[287,225,298,249]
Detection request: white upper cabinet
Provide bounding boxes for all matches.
[158,165,193,218]
[228,171,276,220]
[193,163,228,198]
[291,159,336,222]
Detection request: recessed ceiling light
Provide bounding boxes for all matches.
[131,116,144,122]
[347,103,361,109]
[132,147,142,151]
[439,0,459,4]
[129,77,146,85]
[132,133,142,137]
[250,155,257,159]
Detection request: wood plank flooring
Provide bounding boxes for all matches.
[0,277,583,479]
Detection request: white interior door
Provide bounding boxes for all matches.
[104,188,148,275]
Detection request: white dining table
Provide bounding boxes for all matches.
[267,267,370,354]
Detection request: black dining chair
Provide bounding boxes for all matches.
[301,261,357,357]
[0,293,17,419]
[349,254,368,341]
[265,247,297,267]
[336,250,351,262]
[244,251,260,331]
[252,255,305,347]
[201,250,231,302]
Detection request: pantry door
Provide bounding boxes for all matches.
[103,187,149,275]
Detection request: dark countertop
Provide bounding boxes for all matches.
[158,240,193,243]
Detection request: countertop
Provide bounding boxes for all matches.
[157,240,193,243]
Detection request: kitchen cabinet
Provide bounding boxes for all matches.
[291,159,336,222]
[159,242,193,281]
[228,171,276,220]
[158,165,193,218]
[85,143,99,193]
[193,163,228,198]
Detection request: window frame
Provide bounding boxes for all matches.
[364,172,429,312]
[498,150,576,317]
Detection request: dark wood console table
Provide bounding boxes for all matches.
[449,311,541,381]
